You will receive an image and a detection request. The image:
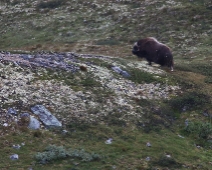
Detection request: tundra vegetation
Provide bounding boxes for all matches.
[0,0,212,169]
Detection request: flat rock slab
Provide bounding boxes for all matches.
[31,105,62,127]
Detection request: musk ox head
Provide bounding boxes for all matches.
[132,42,139,55]
[132,37,174,71]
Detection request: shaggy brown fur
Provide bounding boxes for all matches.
[132,37,174,71]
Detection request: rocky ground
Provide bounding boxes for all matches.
[0,51,180,131]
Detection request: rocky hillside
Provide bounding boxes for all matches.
[0,51,180,126]
[0,0,212,170]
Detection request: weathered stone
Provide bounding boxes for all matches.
[20,113,30,118]
[10,154,19,160]
[111,66,130,78]
[105,138,113,144]
[146,157,150,161]
[28,116,40,130]
[7,108,17,115]
[31,105,62,127]
[12,144,21,150]
[146,142,151,147]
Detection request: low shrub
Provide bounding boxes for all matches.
[152,155,181,168]
[168,91,210,111]
[36,0,65,9]
[184,121,212,139]
[204,76,212,84]
[35,145,101,164]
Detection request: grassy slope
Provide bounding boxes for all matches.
[0,0,212,169]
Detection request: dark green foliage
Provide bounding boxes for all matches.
[129,68,160,84]
[168,91,210,111]
[205,76,212,84]
[103,112,127,127]
[80,75,101,87]
[152,155,181,168]
[184,121,212,139]
[195,64,212,77]
[33,130,43,138]
[137,99,176,132]
[36,0,65,9]
[137,98,152,107]
[194,64,212,84]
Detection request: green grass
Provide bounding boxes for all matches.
[129,68,162,84]
[1,107,212,169]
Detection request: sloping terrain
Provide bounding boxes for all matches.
[0,0,212,169]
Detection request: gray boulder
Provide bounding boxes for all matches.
[31,105,62,127]
[28,116,40,130]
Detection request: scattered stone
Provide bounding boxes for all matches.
[3,123,8,127]
[111,66,130,78]
[12,144,21,150]
[28,116,40,130]
[203,110,209,117]
[166,154,171,158]
[146,142,151,147]
[105,138,113,144]
[182,106,187,112]
[196,145,201,149]
[185,119,189,127]
[31,105,62,127]
[145,157,151,161]
[112,165,116,169]
[62,130,68,134]
[10,154,19,160]
[7,108,17,116]
[182,164,190,168]
[178,134,185,138]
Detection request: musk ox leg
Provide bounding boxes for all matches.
[148,61,152,65]
[168,59,174,71]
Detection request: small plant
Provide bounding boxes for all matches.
[80,74,101,87]
[36,0,65,9]
[204,76,212,84]
[33,130,43,138]
[184,121,212,139]
[35,145,101,164]
[152,155,181,168]
[35,145,67,164]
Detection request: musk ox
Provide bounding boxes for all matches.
[132,37,174,71]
